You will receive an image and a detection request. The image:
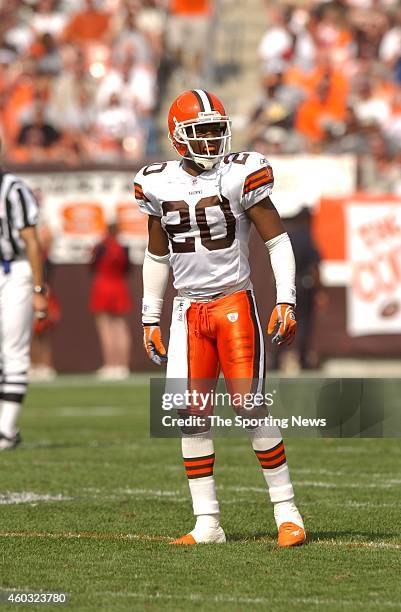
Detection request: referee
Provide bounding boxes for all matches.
[0,156,47,450]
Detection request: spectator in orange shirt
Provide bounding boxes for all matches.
[11,103,63,163]
[2,59,42,147]
[286,54,349,101]
[295,76,347,146]
[63,0,110,45]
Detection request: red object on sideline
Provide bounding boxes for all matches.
[89,235,132,315]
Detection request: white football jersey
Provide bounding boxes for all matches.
[134,151,274,299]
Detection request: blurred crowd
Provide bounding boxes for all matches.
[250,0,401,193]
[0,0,212,164]
[3,0,401,193]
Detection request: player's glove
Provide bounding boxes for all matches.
[143,324,167,366]
[268,304,297,346]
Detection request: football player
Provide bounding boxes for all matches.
[135,89,305,547]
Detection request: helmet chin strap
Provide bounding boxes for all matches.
[192,155,219,170]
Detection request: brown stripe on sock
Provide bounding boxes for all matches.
[255,442,285,460]
[186,467,214,479]
[259,456,287,470]
[184,453,215,479]
[184,458,215,468]
[259,448,286,464]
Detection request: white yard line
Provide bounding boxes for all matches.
[29,374,152,388]
[117,488,182,497]
[294,480,398,489]
[294,598,400,609]
[102,592,400,608]
[1,486,399,507]
[0,488,188,505]
[223,480,401,491]
[58,407,131,417]
[0,492,72,505]
[0,531,399,550]
[0,587,398,609]
[7,485,393,508]
[103,592,278,605]
[0,531,170,542]
[20,441,140,450]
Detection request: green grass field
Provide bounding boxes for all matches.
[1,376,400,611]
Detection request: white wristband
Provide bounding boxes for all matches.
[142,298,164,324]
[265,233,296,305]
[142,248,170,324]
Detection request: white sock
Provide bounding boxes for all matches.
[0,401,22,438]
[274,500,304,529]
[188,476,220,515]
[248,424,294,503]
[182,432,220,516]
[192,513,220,537]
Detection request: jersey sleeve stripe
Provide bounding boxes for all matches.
[134,183,150,202]
[244,174,272,190]
[244,166,274,187]
[16,187,31,227]
[136,194,151,203]
[244,168,266,184]
[243,175,273,195]
[9,183,38,228]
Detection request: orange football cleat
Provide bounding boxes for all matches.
[278,522,306,547]
[170,534,197,545]
[170,525,226,544]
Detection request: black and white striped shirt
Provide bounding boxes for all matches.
[0,172,39,261]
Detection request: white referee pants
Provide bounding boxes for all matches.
[0,260,33,401]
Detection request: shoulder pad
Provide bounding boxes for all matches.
[223,151,271,169]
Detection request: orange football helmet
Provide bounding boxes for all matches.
[168,89,231,170]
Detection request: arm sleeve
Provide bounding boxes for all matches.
[265,232,296,306]
[142,249,170,324]
[9,182,39,229]
[241,156,274,211]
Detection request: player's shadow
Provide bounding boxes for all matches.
[228,532,280,543]
[307,530,400,542]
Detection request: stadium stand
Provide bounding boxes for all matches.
[2,0,401,184]
[1,0,401,373]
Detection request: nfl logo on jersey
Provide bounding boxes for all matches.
[226,312,238,322]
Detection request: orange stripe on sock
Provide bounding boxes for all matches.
[185,467,213,476]
[184,457,215,468]
[259,453,286,468]
[256,443,284,459]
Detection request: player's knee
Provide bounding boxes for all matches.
[234,404,268,430]
[179,414,212,436]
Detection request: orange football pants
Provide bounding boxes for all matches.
[185,290,265,412]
